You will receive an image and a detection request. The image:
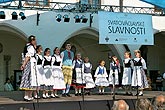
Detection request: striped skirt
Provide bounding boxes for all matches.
[20,61,32,90]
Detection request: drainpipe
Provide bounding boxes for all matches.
[119,0,123,12]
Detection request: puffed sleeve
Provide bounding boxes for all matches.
[94,67,99,77]
[110,62,113,70]
[123,60,125,68]
[42,57,45,67]
[82,63,85,73]
[130,59,134,69]
[60,51,64,61]
[104,67,108,77]
[90,63,92,70]
[72,60,76,69]
[25,45,35,58]
[51,56,55,67]
[118,63,121,73]
[141,58,147,69]
[71,51,74,60]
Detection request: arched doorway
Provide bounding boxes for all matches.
[61,28,120,70]
[0,23,27,91]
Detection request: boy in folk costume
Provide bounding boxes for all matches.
[82,57,95,95]
[51,47,66,98]
[61,43,74,97]
[94,60,109,95]
[132,50,148,96]
[20,35,37,101]
[122,51,133,95]
[72,53,85,96]
[109,56,121,93]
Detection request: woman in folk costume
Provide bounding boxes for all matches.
[109,56,121,93]
[32,45,44,99]
[82,57,95,95]
[20,35,37,101]
[51,47,66,98]
[122,51,133,95]
[94,60,109,95]
[42,48,54,98]
[72,53,85,96]
[132,50,148,96]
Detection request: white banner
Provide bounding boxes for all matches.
[98,11,154,45]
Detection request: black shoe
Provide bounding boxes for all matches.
[79,93,82,96]
[139,93,143,96]
[75,93,79,96]
[66,93,71,97]
[55,95,60,98]
[125,92,129,95]
[128,92,133,96]
[88,92,91,95]
[34,96,41,99]
[62,93,67,97]
[24,98,28,101]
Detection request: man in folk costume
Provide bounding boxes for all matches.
[20,35,37,101]
[61,42,74,97]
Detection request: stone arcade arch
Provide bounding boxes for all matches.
[0,23,27,91]
[61,27,124,69]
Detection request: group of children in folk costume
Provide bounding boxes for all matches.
[122,51,148,96]
[93,50,148,96]
[20,36,66,101]
[72,53,95,96]
[20,36,148,101]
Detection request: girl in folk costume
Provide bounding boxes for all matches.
[132,50,148,96]
[109,56,121,93]
[94,60,109,94]
[42,48,54,98]
[51,47,66,98]
[32,45,44,99]
[82,57,95,95]
[72,53,85,96]
[20,35,37,101]
[122,51,133,95]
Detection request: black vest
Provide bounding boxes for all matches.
[52,55,61,66]
[37,55,42,65]
[124,59,131,67]
[43,57,51,66]
[133,59,142,66]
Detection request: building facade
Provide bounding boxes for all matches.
[0,0,165,90]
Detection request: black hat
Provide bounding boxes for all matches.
[28,35,36,42]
